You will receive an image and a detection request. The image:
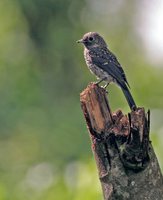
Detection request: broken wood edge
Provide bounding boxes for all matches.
[80,82,113,133]
[120,108,150,170]
[80,83,151,170]
[80,83,113,174]
[80,83,114,198]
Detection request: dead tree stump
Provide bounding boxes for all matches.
[80,83,163,200]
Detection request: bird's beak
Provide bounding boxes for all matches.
[76,39,84,43]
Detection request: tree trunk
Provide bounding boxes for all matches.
[80,83,163,200]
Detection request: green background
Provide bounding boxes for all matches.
[0,0,163,199]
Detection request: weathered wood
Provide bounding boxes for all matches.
[80,83,163,200]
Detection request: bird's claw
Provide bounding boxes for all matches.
[101,85,108,93]
[105,89,108,94]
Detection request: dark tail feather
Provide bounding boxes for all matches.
[121,87,136,110]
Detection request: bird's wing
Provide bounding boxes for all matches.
[108,53,130,87]
[91,50,130,89]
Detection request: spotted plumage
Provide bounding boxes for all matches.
[77,32,136,110]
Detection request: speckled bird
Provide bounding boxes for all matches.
[77,32,136,110]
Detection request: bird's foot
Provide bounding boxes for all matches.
[95,79,109,93]
[101,83,109,93]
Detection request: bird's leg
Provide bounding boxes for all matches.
[95,78,106,85]
[103,82,109,89]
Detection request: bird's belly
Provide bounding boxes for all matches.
[88,63,114,83]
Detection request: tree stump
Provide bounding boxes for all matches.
[80,83,163,200]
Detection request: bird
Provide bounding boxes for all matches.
[77,32,136,110]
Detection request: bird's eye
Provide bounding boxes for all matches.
[88,37,94,41]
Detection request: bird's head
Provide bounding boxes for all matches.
[77,32,107,49]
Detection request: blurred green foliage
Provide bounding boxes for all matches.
[0,0,163,199]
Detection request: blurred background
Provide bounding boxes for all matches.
[0,0,163,199]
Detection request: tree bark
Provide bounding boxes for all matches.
[80,83,163,200]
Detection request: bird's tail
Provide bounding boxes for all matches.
[121,86,136,110]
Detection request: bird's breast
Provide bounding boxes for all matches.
[84,48,114,83]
